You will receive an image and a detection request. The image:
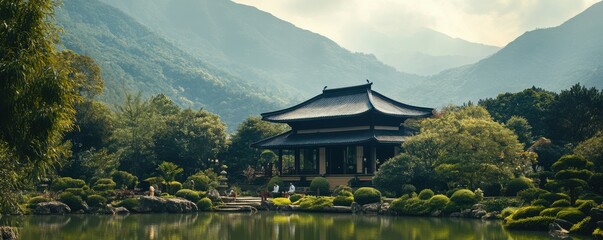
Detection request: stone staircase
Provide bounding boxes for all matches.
[214,196,263,212]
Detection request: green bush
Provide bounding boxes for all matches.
[510,206,544,220]
[111,171,138,189]
[59,192,87,211]
[338,190,353,197]
[504,216,556,231]
[272,197,292,206]
[531,199,550,207]
[555,169,594,181]
[64,188,86,198]
[501,207,517,218]
[332,185,353,196]
[86,195,107,208]
[289,194,303,203]
[551,199,571,208]
[517,188,548,203]
[418,189,434,200]
[310,177,330,196]
[556,208,586,223]
[167,181,183,195]
[505,177,535,196]
[450,189,477,206]
[539,207,565,217]
[576,199,597,214]
[115,198,139,211]
[579,193,603,204]
[175,189,201,203]
[333,195,354,206]
[298,196,334,210]
[442,202,462,214]
[267,176,283,190]
[428,194,450,211]
[551,155,593,173]
[185,174,212,191]
[51,177,86,191]
[593,228,603,239]
[28,196,50,209]
[570,216,598,235]
[481,198,522,212]
[160,193,175,198]
[353,187,382,205]
[391,197,430,216]
[538,192,570,203]
[196,198,212,211]
[93,178,116,191]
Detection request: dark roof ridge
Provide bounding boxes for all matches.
[370,90,434,113]
[322,82,372,95]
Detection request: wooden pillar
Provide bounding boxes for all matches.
[319,147,326,175]
[295,149,301,174]
[356,146,363,174]
[371,146,377,174]
[278,149,283,175]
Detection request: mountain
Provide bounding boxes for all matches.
[97,0,425,102]
[56,0,285,129]
[346,28,500,75]
[424,1,603,104]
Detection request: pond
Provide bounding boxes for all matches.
[1,212,557,239]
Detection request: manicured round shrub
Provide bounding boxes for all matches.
[196,198,212,211]
[332,185,353,196]
[555,169,594,181]
[510,206,545,220]
[570,216,598,235]
[51,177,86,191]
[185,174,212,191]
[289,194,303,203]
[298,196,334,210]
[267,176,283,190]
[539,192,570,203]
[93,178,116,191]
[310,177,330,196]
[481,198,523,212]
[115,198,140,211]
[517,188,548,203]
[531,199,550,207]
[64,188,86,198]
[501,207,518,218]
[59,192,87,211]
[579,193,603,204]
[505,177,534,196]
[550,199,571,208]
[504,216,556,231]
[112,171,138,189]
[556,208,586,223]
[450,189,477,206]
[428,194,450,211]
[167,181,183,195]
[418,189,434,200]
[28,196,50,209]
[391,197,430,216]
[576,199,597,214]
[272,197,292,206]
[175,189,201,202]
[337,190,353,197]
[551,155,593,173]
[539,207,564,217]
[353,187,382,205]
[86,195,107,208]
[333,195,354,206]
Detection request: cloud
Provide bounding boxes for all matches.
[233,0,599,48]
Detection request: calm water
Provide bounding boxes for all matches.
[1,212,557,240]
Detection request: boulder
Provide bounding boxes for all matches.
[114,207,130,215]
[471,210,487,219]
[138,196,198,213]
[351,202,361,214]
[554,219,574,231]
[361,203,382,213]
[481,211,500,220]
[471,204,485,211]
[449,212,463,218]
[33,201,71,215]
[430,210,442,217]
[0,226,18,240]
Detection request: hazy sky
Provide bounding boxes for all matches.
[233,0,599,49]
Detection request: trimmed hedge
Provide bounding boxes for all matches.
[310,177,330,196]
[175,189,201,203]
[28,196,50,209]
[338,190,353,197]
[501,207,517,218]
[429,194,450,211]
[538,192,570,203]
[510,206,545,220]
[267,176,283,190]
[418,189,434,200]
[504,216,556,231]
[86,195,107,208]
[298,196,334,210]
[167,181,183,195]
[481,198,522,212]
[333,195,354,206]
[93,178,116,191]
[576,200,597,214]
[539,207,565,217]
[289,194,303,203]
[111,171,138,189]
[197,198,212,211]
[353,187,382,205]
[185,174,212,191]
[517,188,548,203]
[531,199,550,207]
[272,198,292,206]
[450,189,477,206]
[115,198,140,211]
[505,177,534,196]
[332,185,353,196]
[570,216,598,235]
[391,197,430,216]
[551,199,571,208]
[59,192,87,211]
[51,177,86,191]
[556,208,586,223]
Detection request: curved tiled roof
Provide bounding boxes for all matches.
[252,129,410,148]
[261,83,433,122]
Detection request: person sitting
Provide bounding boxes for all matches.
[272,184,280,193]
[288,183,295,194]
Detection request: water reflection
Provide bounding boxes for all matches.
[0,212,554,240]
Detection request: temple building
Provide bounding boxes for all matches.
[253,83,433,187]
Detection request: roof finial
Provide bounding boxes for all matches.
[323,86,327,90]
[366,79,370,83]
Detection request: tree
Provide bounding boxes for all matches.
[157,161,183,183]
[479,87,556,137]
[505,116,533,149]
[545,84,603,145]
[0,0,80,212]
[574,132,603,172]
[223,116,288,182]
[404,106,531,190]
[372,154,417,196]
[546,155,594,204]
